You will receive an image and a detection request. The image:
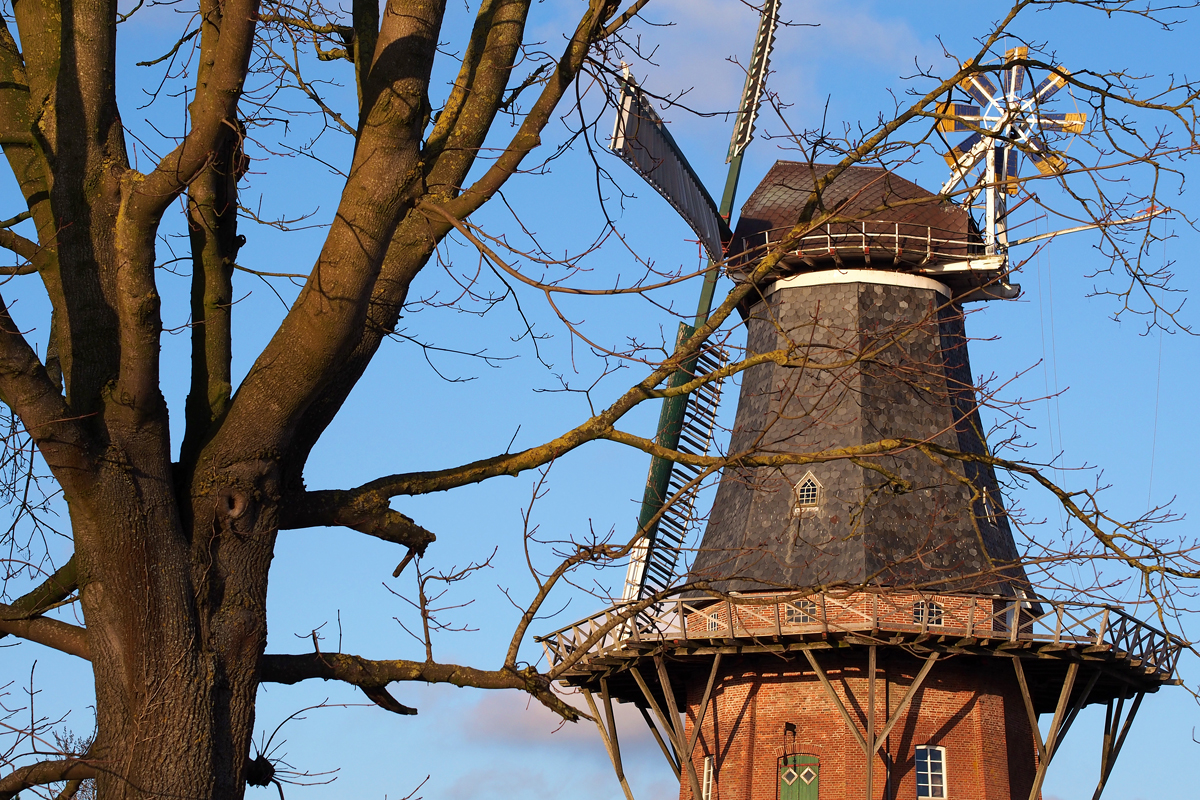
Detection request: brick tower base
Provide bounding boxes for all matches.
[682,651,1038,800]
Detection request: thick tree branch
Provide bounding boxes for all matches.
[0,759,96,800]
[0,601,91,660]
[130,0,260,219]
[111,0,259,428]
[0,226,38,261]
[0,557,77,643]
[259,653,581,721]
[277,0,637,489]
[444,0,617,220]
[359,685,417,715]
[206,0,449,468]
[351,0,378,106]
[0,290,93,479]
[180,129,243,466]
[600,0,650,38]
[0,21,57,283]
[423,0,532,196]
[278,491,435,554]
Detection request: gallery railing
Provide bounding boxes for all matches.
[536,589,1184,679]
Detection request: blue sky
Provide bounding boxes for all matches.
[4,2,1199,799]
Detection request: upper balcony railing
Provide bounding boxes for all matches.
[537,589,1185,681]
[734,220,983,268]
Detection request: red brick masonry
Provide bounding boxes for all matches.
[680,653,1038,800]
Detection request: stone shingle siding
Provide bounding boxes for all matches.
[688,281,1025,594]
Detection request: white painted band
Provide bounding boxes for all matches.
[766,269,951,298]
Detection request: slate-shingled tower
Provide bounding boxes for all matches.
[540,162,1181,800]
[690,161,1025,596]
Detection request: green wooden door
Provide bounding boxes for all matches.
[778,754,819,800]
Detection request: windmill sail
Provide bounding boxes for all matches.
[621,1,783,605]
[622,344,726,601]
[727,0,782,163]
[610,75,731,262]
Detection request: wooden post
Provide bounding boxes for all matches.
[631,666,681,767]
[639,704,681,778]
[1027,662,1079,800]
[1059,668,1102,744]
[802,649,869,754]
[873,653,939,745]
[804,647,938,798]
[657,656,706,800]
[686,654,723,758]
[1091,690,1145,800]
[1011,657,1046,761]
[866,646,876,800]
[582,686,637,800]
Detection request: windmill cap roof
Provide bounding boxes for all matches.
[729,161,979,271]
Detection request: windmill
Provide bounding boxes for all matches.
[540,29,1182,800]
[612,0,782,604]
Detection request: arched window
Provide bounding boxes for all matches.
[792,472,822,516]
[915,745,947,798]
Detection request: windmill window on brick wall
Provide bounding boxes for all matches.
[913,600,945,626]
[915,745,947,798]
[785,599,820,624]
[701,756,714,800]
[706,613,720,632]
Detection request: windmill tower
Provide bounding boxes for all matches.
[540,37,1181,800]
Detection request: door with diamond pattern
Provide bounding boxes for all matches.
[778,754,819,800]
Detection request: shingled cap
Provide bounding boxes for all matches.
[728,161,1013,300]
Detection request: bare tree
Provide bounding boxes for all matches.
[0,1,1196,799]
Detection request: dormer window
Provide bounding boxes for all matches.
[792,473,822,516]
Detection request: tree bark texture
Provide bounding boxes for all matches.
[0,2,624,798]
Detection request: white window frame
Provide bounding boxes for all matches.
[913,600,944,627]
[915,744,948,799]
[706,612,720,632]
[792,472,822,516]
[702,755,714,800]
[785,598,820,625]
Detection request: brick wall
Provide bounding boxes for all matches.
[677,651,1038,800]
